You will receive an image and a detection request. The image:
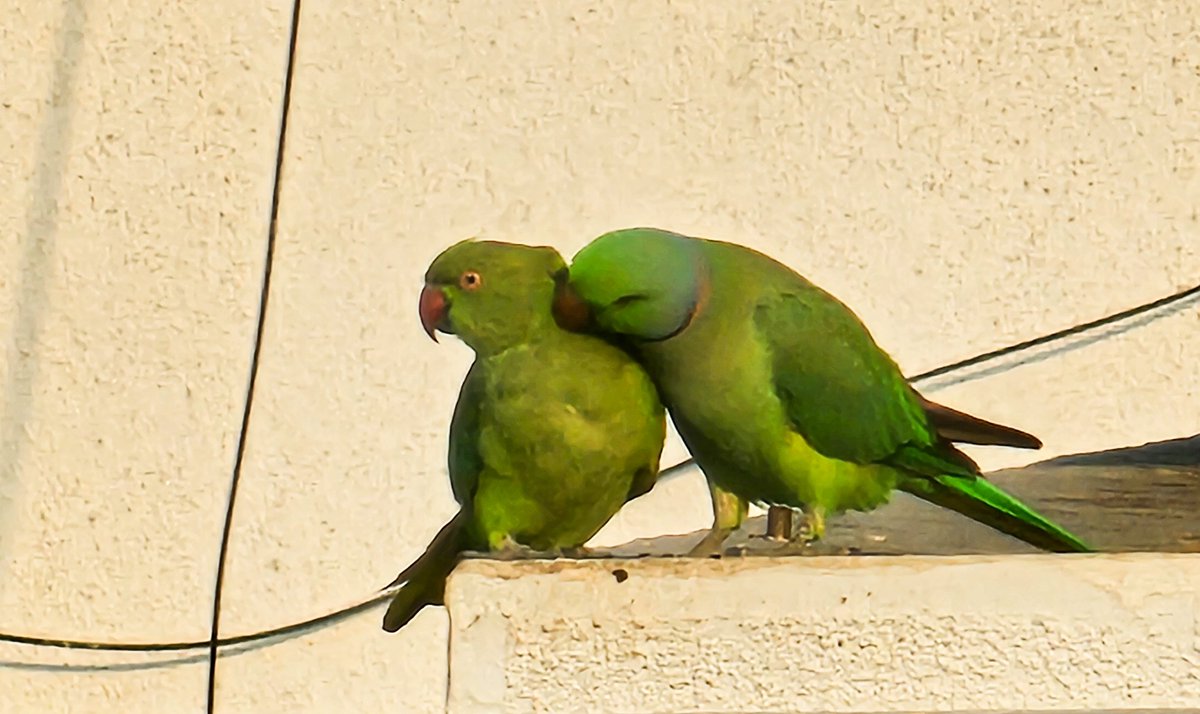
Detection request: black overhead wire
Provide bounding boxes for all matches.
[202,0,303,711]
[910,282,1200,382]
[2,278,1195,660]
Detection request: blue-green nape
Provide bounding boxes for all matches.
[566,228,706,341]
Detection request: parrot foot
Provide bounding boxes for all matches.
[688,483,749,557]
[794,505,826,544]
[686,527,736,558]
[491,535,558,561]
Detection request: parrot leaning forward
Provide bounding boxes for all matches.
[381,239,666,632]
[554,227,1091,556]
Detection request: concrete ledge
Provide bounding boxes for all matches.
[445,553,1200,714]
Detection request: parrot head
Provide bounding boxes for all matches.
[555,228,706,342]
[420,239,567,354]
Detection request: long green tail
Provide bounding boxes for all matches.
[895,447,1092,553]
[381,509,470,632]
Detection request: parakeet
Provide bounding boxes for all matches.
[554,227,1090,555]
[382,239,666,632]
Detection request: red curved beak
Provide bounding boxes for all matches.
[418,284,448,342]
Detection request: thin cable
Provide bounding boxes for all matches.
[0,591,394,652]
[910,282,1200,382]
[204,1,303,711]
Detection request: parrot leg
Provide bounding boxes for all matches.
[687,482,748,557]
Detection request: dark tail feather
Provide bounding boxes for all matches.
[381,509,470,633]
[899,472,1092,553]
[918,394,1043,449]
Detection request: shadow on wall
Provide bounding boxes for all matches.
[0,0,88,580]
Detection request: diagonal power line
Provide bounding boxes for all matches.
[0,277,1195,663]
[203,0,304,711]
[911,282,1200,382]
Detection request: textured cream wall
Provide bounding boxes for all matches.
[447,554,1200,713]
[1,0,1198,712]
[1,0,291,710]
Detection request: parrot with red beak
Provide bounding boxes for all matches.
[382,239,665,632]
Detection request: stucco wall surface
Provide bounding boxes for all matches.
[1,1,290,710]
[1,0,1198,712]
[447,555,1200,714]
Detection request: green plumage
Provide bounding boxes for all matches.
[382,240,665,632]
[561,227,1090,554]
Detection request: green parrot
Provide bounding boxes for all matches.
[381,239,666,632]
[554,227,1091,555]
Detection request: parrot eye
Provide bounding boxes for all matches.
[459,271,483,291]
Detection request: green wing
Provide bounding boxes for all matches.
[753,285,932,464]
[753,284,1091,552]
[447,361,486,505]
